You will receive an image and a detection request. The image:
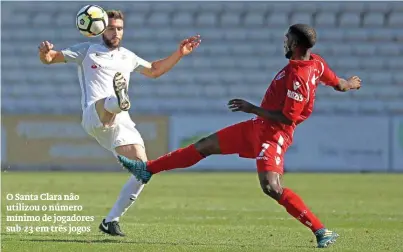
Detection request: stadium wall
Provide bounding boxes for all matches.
[1,115,169,171]
[1,114,402,172]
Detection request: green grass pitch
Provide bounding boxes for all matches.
[2,172,403,251]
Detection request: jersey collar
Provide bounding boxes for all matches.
[289,58,315,67]
[100,42,120,51]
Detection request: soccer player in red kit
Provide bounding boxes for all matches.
[118,24,361,248]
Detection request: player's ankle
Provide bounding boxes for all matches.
[314,227,326,235]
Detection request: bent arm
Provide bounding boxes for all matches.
[316,56,360,92]
[141,50,183,79]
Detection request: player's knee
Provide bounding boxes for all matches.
[95,98,115,126]
[115,144,147,161]
[261,180,283,201]
[194,134,221,156]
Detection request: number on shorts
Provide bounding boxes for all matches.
[258,143,270,157]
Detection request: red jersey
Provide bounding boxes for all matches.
[259,53,339,143]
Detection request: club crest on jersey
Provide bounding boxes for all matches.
[293,80,301,90]
[275,71,285,80]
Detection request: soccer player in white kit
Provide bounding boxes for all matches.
[38,10,201,236]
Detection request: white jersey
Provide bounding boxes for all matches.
[61,42,151,111]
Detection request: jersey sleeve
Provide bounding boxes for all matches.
[61,42,91,64]
[282,75,309,122]
[317,56,339,87]
[132,53,152,73]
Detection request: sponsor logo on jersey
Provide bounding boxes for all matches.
[287,90,304,102]
[90,62,125,71]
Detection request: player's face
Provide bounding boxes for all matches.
[283,31,295,59]
[102,18,124,49]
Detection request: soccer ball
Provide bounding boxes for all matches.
[76,5,108,37]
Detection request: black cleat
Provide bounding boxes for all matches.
[113,72,130,111]
[99,219,126,237]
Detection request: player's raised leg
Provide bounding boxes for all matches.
[258,170,339,248]
[118,119,254,183]
[99,144,147,236]
[95,72,130,127]
[117,134,217,183]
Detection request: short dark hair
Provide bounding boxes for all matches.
[106,10,124,21]
[289,24,316,49]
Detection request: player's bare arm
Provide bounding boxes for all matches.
[141,35,201,78]
[228,99,293,125]
[38,41,65,64]
[334,76,361,92]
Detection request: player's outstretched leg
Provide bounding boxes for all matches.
[118,134,223,183]
[118,155,152,183]
[258,171,339,248]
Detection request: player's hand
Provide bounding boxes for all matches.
[178,35,201,56]
[228,99,256,113]
[347,76,361,90]
[38,41,54,54]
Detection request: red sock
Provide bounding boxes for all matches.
[146,144,204,174]
[278,188,324,233]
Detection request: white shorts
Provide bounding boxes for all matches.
[81,102,145,153]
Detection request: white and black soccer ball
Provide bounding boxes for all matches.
[76,5,108,37]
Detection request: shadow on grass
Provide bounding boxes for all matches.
[20,238,131,244]
[10,238,312,249]
[2,232,313,249]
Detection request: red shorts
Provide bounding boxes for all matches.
[216,118,290,174]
